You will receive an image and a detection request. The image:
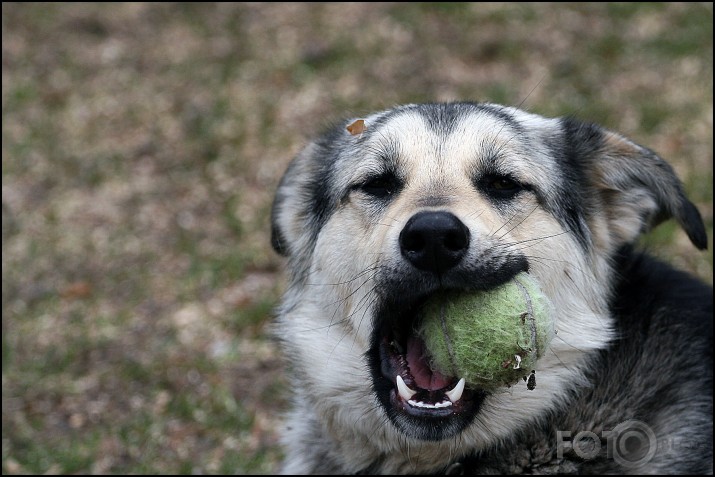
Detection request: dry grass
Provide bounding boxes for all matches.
[2,3,712,474]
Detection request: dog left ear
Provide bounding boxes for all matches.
[566,119,707,250]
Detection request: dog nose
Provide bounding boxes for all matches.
[399,211,470,274]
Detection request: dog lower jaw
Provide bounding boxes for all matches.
[397,375,466,408]
[382,384,487,443]
[370,328,487,441]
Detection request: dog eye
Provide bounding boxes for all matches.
[481,174,524,199]
[490,177,519,191]
[359,174,400,199]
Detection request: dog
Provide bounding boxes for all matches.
[269,102,712,474]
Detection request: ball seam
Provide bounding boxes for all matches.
[513,276,539,361]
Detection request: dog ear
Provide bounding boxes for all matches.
[270,144,315,257]
[270,138,337,263]
[564,118,707,250]
[271,121,360,260]
[270,203,290,256]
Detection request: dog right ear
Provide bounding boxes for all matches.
[270,139,337,261]
[270,144,315,257]
[271,120,362,259]
[270,206,290,256]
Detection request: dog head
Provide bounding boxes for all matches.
[270,102,706,468]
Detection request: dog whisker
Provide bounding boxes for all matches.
[306,264,382,288]
[495,204,541,240]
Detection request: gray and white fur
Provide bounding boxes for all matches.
[270,102,712,474]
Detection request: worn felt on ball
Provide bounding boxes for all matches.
[417,272,554,390]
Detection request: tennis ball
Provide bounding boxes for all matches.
[417,273,554,390]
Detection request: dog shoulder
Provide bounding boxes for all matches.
[608,246,712,395]
[580,247,713,474]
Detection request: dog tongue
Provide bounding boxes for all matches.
[405,335,451,390]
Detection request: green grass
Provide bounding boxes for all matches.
[2,3,711,474]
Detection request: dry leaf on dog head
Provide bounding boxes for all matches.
[346,119,366,136]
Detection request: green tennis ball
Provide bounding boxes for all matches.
[418,272,554,390]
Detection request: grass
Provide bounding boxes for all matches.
[2,3,712,474]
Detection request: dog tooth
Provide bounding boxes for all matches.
[396,375,416,400]
[445,378,466,403]
[407,399,453,409]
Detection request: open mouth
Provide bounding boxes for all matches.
[368,299,487,440]
[385,333,469,414]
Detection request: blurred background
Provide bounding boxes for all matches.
[2,3,712,474]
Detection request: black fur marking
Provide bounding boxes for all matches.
[415,101,526,137]
[678,196,708,250]
[541,117,604,251]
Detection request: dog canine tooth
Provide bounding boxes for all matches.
[396,375,416,400]
[445,378,465,403]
